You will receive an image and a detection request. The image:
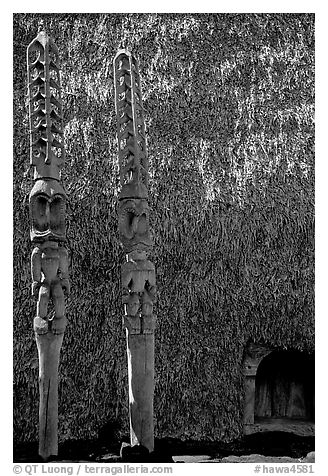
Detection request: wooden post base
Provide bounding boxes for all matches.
[126,331,154,452]
[35,330,64,461]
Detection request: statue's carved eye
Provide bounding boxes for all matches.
[119,210,137,240]
[50,196,65,233]
[33,196,48,232]
[126,211,136,228]
[36,196,47,217]
[137,213,147,234]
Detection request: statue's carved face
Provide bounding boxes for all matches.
[29,180,66,243]
[118,198,152,253]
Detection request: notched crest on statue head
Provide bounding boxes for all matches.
[27,30,65,182]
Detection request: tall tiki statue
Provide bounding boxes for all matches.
[27,24,69,460]
[113,50,156,453]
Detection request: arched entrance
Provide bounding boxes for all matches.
[243,344,314,436]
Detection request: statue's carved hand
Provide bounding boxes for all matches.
[122,287,130,304]
[31,281,40,298]
[61,279,70,296]
[146,283,157,299]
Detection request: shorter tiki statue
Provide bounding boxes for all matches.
[114,49,156,456]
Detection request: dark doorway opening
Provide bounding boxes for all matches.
[255,350,314,422]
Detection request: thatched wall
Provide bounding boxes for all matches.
[13,13,314,443]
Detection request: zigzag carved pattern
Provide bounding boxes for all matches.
[113,50,148,188]
[27,31,65,170]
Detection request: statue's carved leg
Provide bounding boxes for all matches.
[51,283,67,335]
[123,315,141,335]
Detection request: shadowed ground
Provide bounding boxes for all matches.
[13,431,314,463]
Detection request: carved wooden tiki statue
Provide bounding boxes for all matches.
[114,50,156,453]
[27,24,69,460]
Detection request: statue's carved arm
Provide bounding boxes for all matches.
[145,268,156,300]
[58,247,70,296]
[31,247,42,298]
